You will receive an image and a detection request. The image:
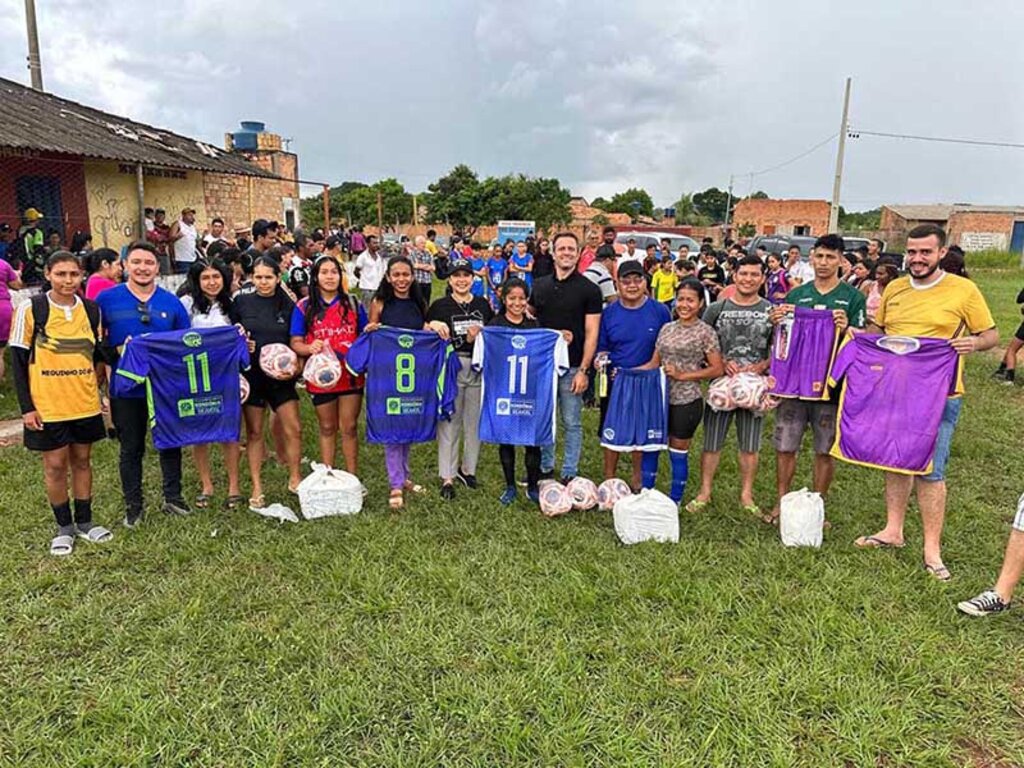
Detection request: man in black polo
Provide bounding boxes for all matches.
[530,232,603,482]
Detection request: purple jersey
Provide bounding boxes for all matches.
[770,307,839,400]
[828,334,959,474]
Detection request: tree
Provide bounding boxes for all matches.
[692,187,731,222]
[670,193,712,226]
[838,206,882,231]
[737,222,756,238]
[748,190,769,200]
[590,196,610,210]
[422,164,486,236]
[605,188,655,219]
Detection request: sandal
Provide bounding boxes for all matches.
[76,526,113,543]
[49,534,74,557]
[854,534,905,549]
[248,493,266,511]
[403,481,425,494]
[924,562,952,582]
[685,498,709,514]
[742,503,762,519]
[762,508,780,525]
[195,493,212,509]
[225,495,246,510]
[389,489,404,510]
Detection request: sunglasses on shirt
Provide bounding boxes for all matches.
[137,302,151,324]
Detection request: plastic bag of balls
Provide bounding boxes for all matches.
[597,478,632,511]
[239,375,250,404]
[303,350,343,390]
[566,477,599,510]
[539,482,573,517]
[708,373,778,413]
[259,343,298,381]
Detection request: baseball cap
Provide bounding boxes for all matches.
[181,206,196,215]
[23,207,44,221]
[448,258,473,275]
[595,244,616,261]
[618,260,645,279]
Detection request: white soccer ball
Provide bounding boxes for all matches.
[539,482,573,518]
[707,376,736,412]
[239,375,250,404]
[729,372,768,410]
[566,477,599,511]
[597,478,632,511]
[303,351,343,390]
[259,343,298,380]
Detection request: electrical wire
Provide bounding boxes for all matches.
[850,129,1024,150]
[742,133,838,178]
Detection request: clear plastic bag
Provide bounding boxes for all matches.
[612,489,680,545]
[779,487,824,548]
[296,462,363,519]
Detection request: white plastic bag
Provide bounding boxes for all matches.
[612,489,680,545]
[251,503,299,524]
[779,487,824,548]
[296,462,363,519]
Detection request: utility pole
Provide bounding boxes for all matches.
[24,0,44,91]
[376,190,383,234]
[829,77,852,233]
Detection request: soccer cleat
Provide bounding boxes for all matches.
[526,488,541,505]
[440,482,456,501]
[991,365,1007,380]
[499,487,517,506]
[162,499,192,517]
[122,512,142,529]
[1003,370,1016,386]
[957,590,1010,617]
[456,470,478,489]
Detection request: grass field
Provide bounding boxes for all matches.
[1,268,1023,766]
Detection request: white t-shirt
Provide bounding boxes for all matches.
[181,295,231,329]
[354,251,386,291]
[787,259,814,285]
[173,219,199,265]
[618,248,642,263]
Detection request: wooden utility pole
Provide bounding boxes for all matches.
[322,185,330,230]
[829,77,852,233]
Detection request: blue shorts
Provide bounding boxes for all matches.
[599,368,668,453]
[922,397,962,482]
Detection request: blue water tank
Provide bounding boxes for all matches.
[232,121,265,151]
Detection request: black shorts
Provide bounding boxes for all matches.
[668,399,704,440]
[244,370,298,411]
[24,413,105,452]
[1015,321,1024,343]
[311,389,363,407]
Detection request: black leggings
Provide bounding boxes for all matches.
[111,397,183,515]
[499,444,541,489]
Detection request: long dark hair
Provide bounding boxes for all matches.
[86,247,119,276]
[374,255,427,316]
[303,256,354,331]
[187,259,233,316]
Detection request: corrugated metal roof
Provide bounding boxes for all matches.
[951,203,1024,215]
[0,77,275,178]
[882,204,954,220]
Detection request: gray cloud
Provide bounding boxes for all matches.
[2,0,1023,209]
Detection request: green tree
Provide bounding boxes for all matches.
[422,164,487,236]
[605,188,654,219]
[692,187,731,222]
[748,190,769,200]
[590,196,610,210]
[838,206,882,231]
[670,193,712,226]
[737,222,756,238]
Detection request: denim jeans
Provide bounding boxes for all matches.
[541,366,583,477]
[921,397,962,482]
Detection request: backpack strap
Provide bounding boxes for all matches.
[29,294,101,363]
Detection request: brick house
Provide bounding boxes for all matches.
[0,77,299,250]
[880,204,1024,252]
[731,198,830,237]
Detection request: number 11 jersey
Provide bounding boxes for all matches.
[473,325,569,446]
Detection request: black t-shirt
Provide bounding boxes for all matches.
[426,295,494,356]
[698,264,725,285]
[230,290,295,353]
[530,271,602,367]
[533,251,554,279]
[489,314,539,329]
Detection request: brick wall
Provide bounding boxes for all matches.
[731,199,830,236]
[203,171,300,235]
[947,211,1015,251]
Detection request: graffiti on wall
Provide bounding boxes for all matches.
[88,180,136,246]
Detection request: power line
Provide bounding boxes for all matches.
[849,129,1024,150]
[743,133,838,178]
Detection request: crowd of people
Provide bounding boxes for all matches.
[2,208,1022,620]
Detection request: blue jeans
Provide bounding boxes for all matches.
[922,397,962,482]
[541,366,583,477]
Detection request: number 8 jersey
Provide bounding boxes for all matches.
[345,327,460,443]
[472,325,569,446]
[112,326,250,449]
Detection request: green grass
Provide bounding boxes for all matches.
[2,271,1024,766]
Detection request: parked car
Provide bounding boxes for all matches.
[615,231,701,255]
[747,235,818,260]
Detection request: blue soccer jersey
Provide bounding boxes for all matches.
[345,327,459,444]
[472,326,569,447]
[111,326,250,449]
[600,367,668,453]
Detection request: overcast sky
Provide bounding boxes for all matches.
[2,0,1023,211]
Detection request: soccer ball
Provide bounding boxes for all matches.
[539,482,573,518]
[303,351,343,390]
[597,478,632,511]
[239,375,250,404]
[566,477,599,511]
[259,343,298,380]
[729,372,768,410]
[707,376,736,412]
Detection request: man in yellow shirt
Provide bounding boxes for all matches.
[650,256,679,308]
[853,224,997,581]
